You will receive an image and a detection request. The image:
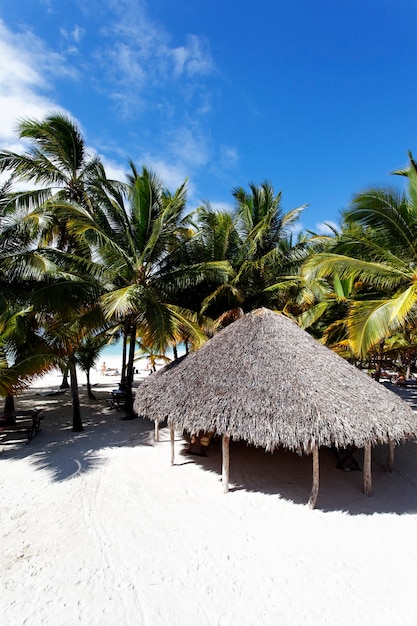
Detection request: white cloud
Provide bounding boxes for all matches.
[38,0,54,13]
[219,145,239,170]
[0,6,220,213]
[166,125,211,169]
[105,42,146,86]
[171,35,214,78]
[0,19,73,147]
[206,201,235,214]
[72,25,85,43]
[0,22,47,93]
[141,157,191,193]
[91,0,215,107]
[315,220,340,235]
[59,24,86,54]
[99,156,129,184]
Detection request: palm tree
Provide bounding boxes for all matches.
[233,181,309,310]
[174,203,243,319]
[0,113,109,396]
[0,113,107,272]
[1,194,109,430]
[76,334,111,400]
[0,298,56,412]
[63,163,231,416]
[0,189,64,409]
[38,296,108,431]
[135,339,171,373]
[197,182,309,317]
[302,155,417,358]
[0,113,103,210]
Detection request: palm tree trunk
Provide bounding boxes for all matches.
[60,365,70,389]
[4,393,15,415]
[86,369,96,400]
[69,358,83,431]
[123,322,136,418]
[374,339,385,382]
[121,327,127,384]
[405,342,412,379]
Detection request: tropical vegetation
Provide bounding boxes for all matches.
[2,111,417,431]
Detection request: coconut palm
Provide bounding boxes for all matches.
[0,113,103,208]
[1,113,114,395]
[0,302,54,409]
[174,203,243,319]
[38,295,108,431]
[0,113,105,260]
[303,155,417,358]
[1,196,107,430]
[75,334,112,400]
[63,163,231,416]
[198,183,309,317]
[0,190,65,409]
[233,181,309,309]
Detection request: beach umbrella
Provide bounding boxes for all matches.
[133,308,417,508]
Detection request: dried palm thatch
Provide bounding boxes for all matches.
[135,308,417,448]
[134,308,417,507]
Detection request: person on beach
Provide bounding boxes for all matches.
[396,374,407,387]
[101,362,106,376]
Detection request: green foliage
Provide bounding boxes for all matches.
[9,111,417,399]
[302,154,417,358]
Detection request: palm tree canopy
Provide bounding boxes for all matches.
[228,182,309,312]
[0,113,104,206]
[302,159,417,357]
[61,163,231,353]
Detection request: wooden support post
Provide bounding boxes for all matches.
[170,426,175,466]
[387,439,395,472]
[222,435,230,493]
[363,443,372,496]
[155,420,159,442]
[308,446,320,509]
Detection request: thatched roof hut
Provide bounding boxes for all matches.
[134,308,417,507]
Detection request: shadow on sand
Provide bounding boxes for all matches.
[156,426,417,516]
[159,381,417,516]
[2,381,417,516]
[0,384,155,482]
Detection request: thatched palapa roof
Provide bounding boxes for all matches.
[134,308,417,507]
[134,308,417,452]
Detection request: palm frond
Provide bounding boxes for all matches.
[346,290,417,358]
[345,187,417,257]
[303,252,411,291]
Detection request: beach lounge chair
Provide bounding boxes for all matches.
[0,409,44,443]
[106,389,126,409]
[185,431,214,456]
[333,445,361,471]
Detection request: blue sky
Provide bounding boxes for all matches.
[1,0,416,232]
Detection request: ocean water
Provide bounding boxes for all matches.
[99,340,185,366]
[100,341,123,360]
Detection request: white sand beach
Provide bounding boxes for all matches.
[2,376,417,625]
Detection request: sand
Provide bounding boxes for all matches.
[1,374,417,625]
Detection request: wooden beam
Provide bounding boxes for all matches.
[154,420,159,442]
[308,446,320,509]
[363,443,372,496]
[222,435,230,493]
[387,439,395,472]
[170,426,175,466]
